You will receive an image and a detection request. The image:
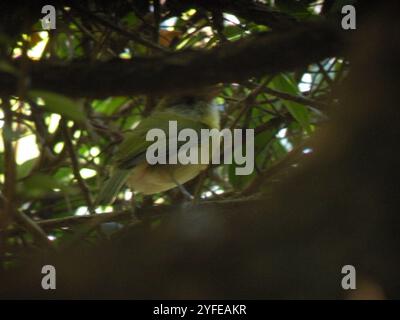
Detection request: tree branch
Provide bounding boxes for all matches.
[60,119,94,213]
[167,0,298,30]
[0,21,346,98]
[0,99,16,230]
[264,86,329,109]
[4,198,261,237]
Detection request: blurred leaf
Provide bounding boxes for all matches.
[0,153,4,174]
[17,157,38,179]
[177,32,206,49]
[223,25,244,41]
[121,12,140,29]
[275,0,315,17]
[20,173,66,198]
[92,97,129,115]
[119,113,142,130]
[272,139,289,159]
[54,167,74,182]
[0,60,18,75]
[270,74,312,134]
[330,0,357,14]
[248,23,269,33]
[54,33,69,59]
[54,32,83,59]
[29,90,85,123]
[228,163,255,190]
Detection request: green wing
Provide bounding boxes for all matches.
[114,111,209,169]
[95,168,131,205]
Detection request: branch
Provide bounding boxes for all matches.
[60,120,94,213]
[0,21,346,98]
[0,101,51,248]
[69,4,169,53]
[167,0,298,30]
[264,87,329,109]
[0,100,16,230]
[4,198,261,237]
[12,207,53,248]
[242,140,307,196]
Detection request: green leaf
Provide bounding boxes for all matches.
[228,163,256,190]
[17,157,38,179]
[92,97,129,115]
[121,12,140,28]
[54,167,73,182]
[272,139,289,160]
[20,173,66,198]
[29,90,85,123]
[223,25,244,41]
[177,32,207,50]
[270,74,312,134]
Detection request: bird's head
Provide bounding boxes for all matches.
[156,86,221,129]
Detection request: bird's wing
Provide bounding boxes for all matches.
[114,111,208,169]
[95,168,131,205]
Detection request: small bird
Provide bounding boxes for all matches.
[95,88,220,205]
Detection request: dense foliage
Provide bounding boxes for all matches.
[0,1,348,268]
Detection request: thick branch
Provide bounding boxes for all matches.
[0,21,346,98]
[167,0,299,30]
[0,100,16,230]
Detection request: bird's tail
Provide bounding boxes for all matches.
[95,169,131,206]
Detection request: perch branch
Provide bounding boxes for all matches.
[0,21,346,98]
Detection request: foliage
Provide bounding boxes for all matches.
[0,0,348,267]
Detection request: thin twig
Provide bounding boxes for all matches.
[264,87,328,110]
[229,78,270,129]
[61,119,94,214]
[242,140,308,196]
[317,61,334,85]
[70,4,170,53]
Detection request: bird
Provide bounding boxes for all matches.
[95,88,220,205]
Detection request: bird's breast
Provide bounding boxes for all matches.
[127,162,207,195]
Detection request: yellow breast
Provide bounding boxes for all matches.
[128,162,207,195]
